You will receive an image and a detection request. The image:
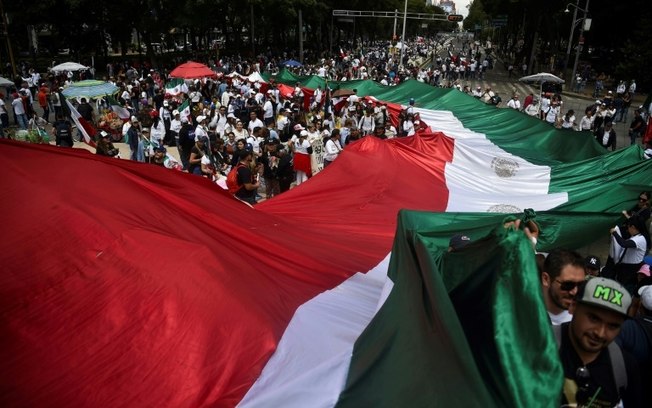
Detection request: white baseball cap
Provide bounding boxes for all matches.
[639,285,652,311]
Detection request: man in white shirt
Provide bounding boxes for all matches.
[348,89,359,107]
[194,115,208,141]
[506,94,521,110]
[293,82,304,99]
[540,249,586,325]
[579,110,594,131]
[540,94,551,120]
[262,94,275,126]
[247,111,264,134]
[170,110,182,146]
[312,86,322,108]
[358,109,375,135]
[11,93,28,129]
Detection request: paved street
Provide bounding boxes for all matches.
[429,35,646,151]
[478,54,642,150]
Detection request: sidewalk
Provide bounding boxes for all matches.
[487,51,647,150]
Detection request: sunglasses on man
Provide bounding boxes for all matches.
[555,279,583,291]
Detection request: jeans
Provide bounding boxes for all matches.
[41,105,50,122]
[131,140,145,161]
[629,130,641,146]
[16,113,28,129]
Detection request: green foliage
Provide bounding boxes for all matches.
[3,0,474,65]
[463,0,488,31]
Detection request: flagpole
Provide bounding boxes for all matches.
[399,0,407,71]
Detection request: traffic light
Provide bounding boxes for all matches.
[447,14,463,22]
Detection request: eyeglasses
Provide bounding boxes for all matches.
[639,197,648,202]
[555,279,582,291]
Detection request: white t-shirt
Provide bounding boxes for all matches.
[323,138,341,161]
[507,99,521,110]
[540,97,550,112]
[263,101,274,119]
[548,310,572,325]
[561,115,575,129]
[247,118,264,134]
[194,125,208,141]
[579,115,593,131]
[12,98,25,115]
[291,137,311,154]
[170,119,182,133]
[403,119,415,136]
[545,106,559,124]
[620,234,648,264]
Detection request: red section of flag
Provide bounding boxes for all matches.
[0,130,453,406]
[65,99,96,147]
[644,117,652,145]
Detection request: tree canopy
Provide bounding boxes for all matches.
[3,0,455,67]
[462,0,651,90]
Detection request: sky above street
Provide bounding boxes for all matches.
[456,0,471,17]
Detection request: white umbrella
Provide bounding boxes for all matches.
[0,76,13,87]
[519,72,565,112]
[50,62,89,73]
[519,72,565,93]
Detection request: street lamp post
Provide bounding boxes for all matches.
[399,0,407,71]
[565,0,590,91]
[564,0,579,73]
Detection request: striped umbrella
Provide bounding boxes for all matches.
[61,80,119,99]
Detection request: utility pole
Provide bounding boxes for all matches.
[393,9,398,39]
[251,3,255,57]
[299,10,304,63]
[570,0,590,91]
[399,0,408,70]
[564,0,579,74]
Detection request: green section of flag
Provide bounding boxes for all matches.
[268,69,652,212]
[165,78,189,95]
[336,210,622,408]
[178,99,190,118]
[266,69,604,163]
[165,78,185,89]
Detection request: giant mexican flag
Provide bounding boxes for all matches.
[1,73,650,408]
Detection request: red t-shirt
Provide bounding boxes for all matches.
[38,91,48,108]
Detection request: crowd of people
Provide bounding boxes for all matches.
[2,36,487,203]
[450,193,651,407]
[536,192,650,407]
[2,35,652,406]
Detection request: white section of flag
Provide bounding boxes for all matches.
[414,108,568,212]
[238,255,392,408]
[240,107,569,407]
[65,99,95,146]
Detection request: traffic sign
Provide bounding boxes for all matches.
[447,14,463,22]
